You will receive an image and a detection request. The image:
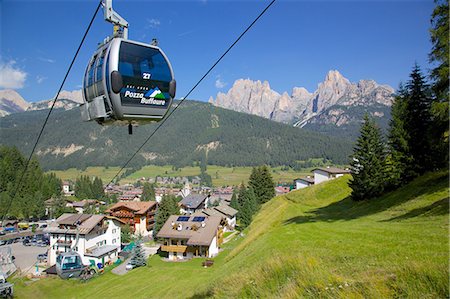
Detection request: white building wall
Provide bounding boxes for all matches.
[48,219,121,266]
[208,236,219,257]
[295,180,310,189]
[225,216,236,231]
[313,170,330,184]
[135,216,150,236]
[104,219,121,250]
[63,185,70,194]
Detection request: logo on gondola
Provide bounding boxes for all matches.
[141,87,166,105]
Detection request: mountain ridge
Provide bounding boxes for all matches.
[0,100,352,170]
[209,70,395,135]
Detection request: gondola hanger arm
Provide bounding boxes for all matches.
[103,0,129,39]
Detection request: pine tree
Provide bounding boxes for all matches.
[404,65,433,174]
[259,166,275,204]
[248,166,275,204]
[386,84,415,188]
[92,177,104,199]
[429,0,449,167]
[141,182,155,201]
[229,189,239,211]
[130,241,147,267]
[349,115,386,201]
[236,183,247,208]
[153,195,179,238]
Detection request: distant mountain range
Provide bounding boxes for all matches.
[209,70,395,138]
[0,89,83,116]
[0,100,352,170]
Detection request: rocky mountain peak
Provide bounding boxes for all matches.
[209,70,395,130]
[0,89,30,116]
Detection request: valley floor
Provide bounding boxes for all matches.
[13,171,449,298]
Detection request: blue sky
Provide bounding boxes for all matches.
[1,0,435,103]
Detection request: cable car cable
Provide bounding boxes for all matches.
[107,0,277,185]
[1,1,103,222]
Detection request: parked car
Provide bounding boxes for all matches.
[0,241,6,246]
[22,239,30,246]
[37,253,47,262]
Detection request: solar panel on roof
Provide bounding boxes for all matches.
[177,216,190,222]
[192,216,205,222]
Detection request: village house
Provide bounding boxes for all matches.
[106,201,157,236]
[294,176,315,189]
[195,204,238,231]
[71,199,105,214]
[312,167,351,184]
[62,181,74,196]
[119,188,143,201]
[179,194,209,214]
[45,213,122,266]
[157,215,223,261]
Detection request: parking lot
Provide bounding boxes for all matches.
[8,242,48,274]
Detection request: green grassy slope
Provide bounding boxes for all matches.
[14,171,449,298]
[50,165,312,186]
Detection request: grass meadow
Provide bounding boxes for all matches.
[20,171,449,298]
[50,165,312,186]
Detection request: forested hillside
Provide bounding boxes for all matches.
[0,100,352,170]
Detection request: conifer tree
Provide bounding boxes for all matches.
[429,0,449,167]
[236,183,247,207]
[229,189,239,211]
[92,177,104,199]
[349,115,386,201]
[130,241,147,267]
[153,195,179,238]
[259,165,275,204]
[386,84,414,188]
[248,166,275,204]
[404,65,433,174]
[141,182,155,201]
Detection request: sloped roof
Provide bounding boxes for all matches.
[45,213,105,235]
[312,167,351,174]
[156,215,222,246]
[180,194,208,209]
[214,205,238,217]
[295,177,315,184]
[106,201,157,215]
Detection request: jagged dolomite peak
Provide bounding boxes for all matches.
[0,89,30,116]
[209,70,394,127]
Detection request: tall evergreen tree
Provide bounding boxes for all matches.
[258,165,275,204]
[349,115,386,201]
[141,182,155,201]
[429,0,449,167]
[92,177,104,199]
[153,195,179,238]
[238,187,258,229]
[130,241,147,267]
[229,188,239,211]
[248,166,275,204]
[404,65,433,174]
[386,84,415,188]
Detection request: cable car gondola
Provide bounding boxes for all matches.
[81,0,175,132]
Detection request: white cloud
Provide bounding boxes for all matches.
[215,76,227,89]
[147,18,161,28]
[38,57,55,63]
[0,60,27,89]
[36,75,47,84]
